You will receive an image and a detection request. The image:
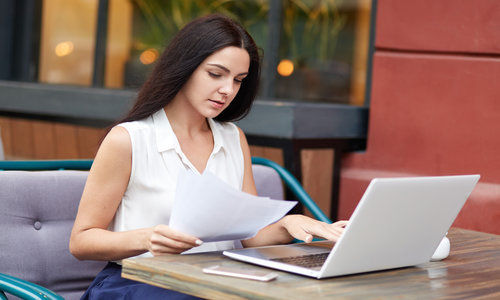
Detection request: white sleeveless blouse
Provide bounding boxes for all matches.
[112,109,244,258]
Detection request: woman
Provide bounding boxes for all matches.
[70,14,347,299]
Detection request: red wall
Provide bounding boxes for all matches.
[338,0,500,234]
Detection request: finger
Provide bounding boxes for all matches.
[328,225,346,235]
[297,233,313,243]
[317,221,348,240]
[311,223,344,241]
[150,243,186,255]
[151,234,195,251]
[328,225,346,239]
[149,235,190,255]
[154,225,203,247]
[284,216,327,243]
[332,220,349,228]
[287,226,313,243]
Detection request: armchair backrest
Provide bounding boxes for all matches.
[252,164,284,200]
[0,171,106,300]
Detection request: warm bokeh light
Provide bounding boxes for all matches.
[139,48,159,65]
[54,41,74,57]
[277,59,294,77]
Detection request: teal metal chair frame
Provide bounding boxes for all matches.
[0,157,330,300]
[0,159,92,171]
[0,273,63,300]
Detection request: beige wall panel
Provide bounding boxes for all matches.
[249,146,284,167]
[54,123,79,158]
[76,127,105,158]
[10,119,34,159]
[302,149,334,218]
[32,120,56,159]
[249,145,266,158]
[262,147,284,167]
[0,117,13,158]
[3,117,107,160]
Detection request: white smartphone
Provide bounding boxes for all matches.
[202,265,278,282]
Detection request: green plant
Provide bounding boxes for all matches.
[282,0,347,64]
[131,0,269,52]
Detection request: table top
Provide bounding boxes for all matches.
[122,228,500,299]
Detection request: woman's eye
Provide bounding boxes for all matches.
[235,76,247,83]
[208,72,221,78]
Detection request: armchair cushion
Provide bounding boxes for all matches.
[0,171,105,300]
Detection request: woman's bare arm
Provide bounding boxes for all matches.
[69,126,200,261]
[236,127,347,248]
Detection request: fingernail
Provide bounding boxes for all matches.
[195,239,203,245]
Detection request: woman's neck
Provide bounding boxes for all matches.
[163,101,210,139]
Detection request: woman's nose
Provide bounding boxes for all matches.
[218,78,234,95]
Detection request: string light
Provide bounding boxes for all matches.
[277,59,294,77]
[140,48,159,65]
[55,41,74,57]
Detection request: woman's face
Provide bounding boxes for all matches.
[178,46,250,119]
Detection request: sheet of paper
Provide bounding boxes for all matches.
[169,170,297,242]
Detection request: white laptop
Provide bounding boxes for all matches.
[223,175,480,279]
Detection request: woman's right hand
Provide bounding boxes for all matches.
[146,225,203,255]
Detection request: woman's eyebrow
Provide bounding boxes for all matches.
[207,63,248,76]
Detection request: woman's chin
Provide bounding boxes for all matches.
[201,107,224,119]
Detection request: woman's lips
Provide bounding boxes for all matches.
[209,99,225,109]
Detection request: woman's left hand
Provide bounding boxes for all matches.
[281,215,348,243]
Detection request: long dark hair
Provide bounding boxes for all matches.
[118,14,260,124]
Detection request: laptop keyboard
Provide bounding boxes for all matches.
[270,252,329,268]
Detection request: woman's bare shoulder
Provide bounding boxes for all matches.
[235,126,249,146]
[94,126,132,165]
[105,126,131,148]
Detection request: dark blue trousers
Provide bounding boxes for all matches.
[81,262,202,299]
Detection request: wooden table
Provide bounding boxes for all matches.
[122,228,500,299]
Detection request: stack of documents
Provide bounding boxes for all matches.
[169,171,297,242]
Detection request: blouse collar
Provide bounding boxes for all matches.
[152,109,225,155]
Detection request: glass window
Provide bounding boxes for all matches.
[105,0,134,88]
[38,0,132,88]
[276,0,371,105]
[39,0,98,86]
[37,0,371,105]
